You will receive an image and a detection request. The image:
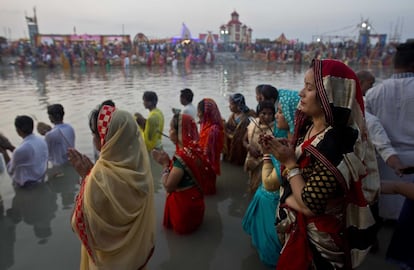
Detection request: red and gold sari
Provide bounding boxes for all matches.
[163,114,213,234]
[199,98,224,195]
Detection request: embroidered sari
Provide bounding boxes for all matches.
[199,98,224,195]
[71,106,156,270]
[276,59,379,270]
[164,114,211,234]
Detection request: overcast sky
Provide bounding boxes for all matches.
[1,0,413,43]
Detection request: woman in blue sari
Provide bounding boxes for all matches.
[242,89,299,267]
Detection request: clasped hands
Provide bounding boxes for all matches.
[67,148,94,179]
[151,149,171,168]
[259,133,296,167]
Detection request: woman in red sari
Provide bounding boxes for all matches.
[152,113,213,234]
[261,59,379,269]
[197,98,224,195]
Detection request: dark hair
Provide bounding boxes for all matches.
[261,84,279,103]
[143,91,158,105]
[101,99,115,107]
[180,88,194,102]
[171,113,180,131]
[255,84,264,94]
[197,100,204,115]
[393,41,414,70]
[257,100,276,115]
[15,115,34,135]
[47,104,64,121]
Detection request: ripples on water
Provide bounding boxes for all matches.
[0,62,311,156]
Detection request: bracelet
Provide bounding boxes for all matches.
[287,168,302,182]
[282,164,299,178]
[263,154,271,161]
[161,167,170,177]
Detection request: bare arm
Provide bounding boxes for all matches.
[381,181,414,200]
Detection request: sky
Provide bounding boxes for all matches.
[1,0,413,43]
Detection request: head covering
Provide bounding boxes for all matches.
[173,114,215,192]
[292,59,379,268]
[72,106,155,269]
[199,98,224,176]
[200,98,223,127]
[277,89,300,134]
[230,93,250,113]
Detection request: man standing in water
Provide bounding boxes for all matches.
[37,104,75,167]
[0,115,48,187]
[135,91,165,151]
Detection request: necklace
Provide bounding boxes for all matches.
[306,124,327,140]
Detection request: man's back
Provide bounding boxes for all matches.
[7,134,48,186]
[45,123,75,166]
[365,75,414,151]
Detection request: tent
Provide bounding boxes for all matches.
[275,33,289,44]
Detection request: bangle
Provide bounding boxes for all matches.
[162,167,170,177]
[263,154,271,161]
[287,168,302,182]
[282,164,299,178]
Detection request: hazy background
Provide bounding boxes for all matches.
[1,0,413,42]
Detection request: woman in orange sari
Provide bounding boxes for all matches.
[197,98,224,195]
[152,113,213,234]
[68,105,156,270]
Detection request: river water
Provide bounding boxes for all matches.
[0,58,397,269]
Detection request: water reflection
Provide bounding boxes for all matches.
[6,183,57,244]
[47,164,80,210]
[0,197,15,270]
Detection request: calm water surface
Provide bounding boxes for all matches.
[0,60,396,269]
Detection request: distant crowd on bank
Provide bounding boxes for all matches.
[0,36,403,69]
[1,40,413,270]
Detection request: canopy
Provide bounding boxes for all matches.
[275,33,289,44]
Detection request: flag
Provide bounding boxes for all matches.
[26,16,34,23]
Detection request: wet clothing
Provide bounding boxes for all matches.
[45,123,75,166]
[7,134,48,187]
[199,98,224,195]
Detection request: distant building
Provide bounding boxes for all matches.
[219,11,252,44]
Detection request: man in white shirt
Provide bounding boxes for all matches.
[37,104,75,167]
[0,115,48,187]
[179,88,197,119]
[365,40,414,270]
[365,42,414,220]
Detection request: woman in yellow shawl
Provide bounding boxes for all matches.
[68,105,156,270]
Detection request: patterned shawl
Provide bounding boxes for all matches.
[199,98,224,175]
[72,105,156,269]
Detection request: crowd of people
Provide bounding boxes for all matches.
[0,40,413,270]
[0,35,401,70]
